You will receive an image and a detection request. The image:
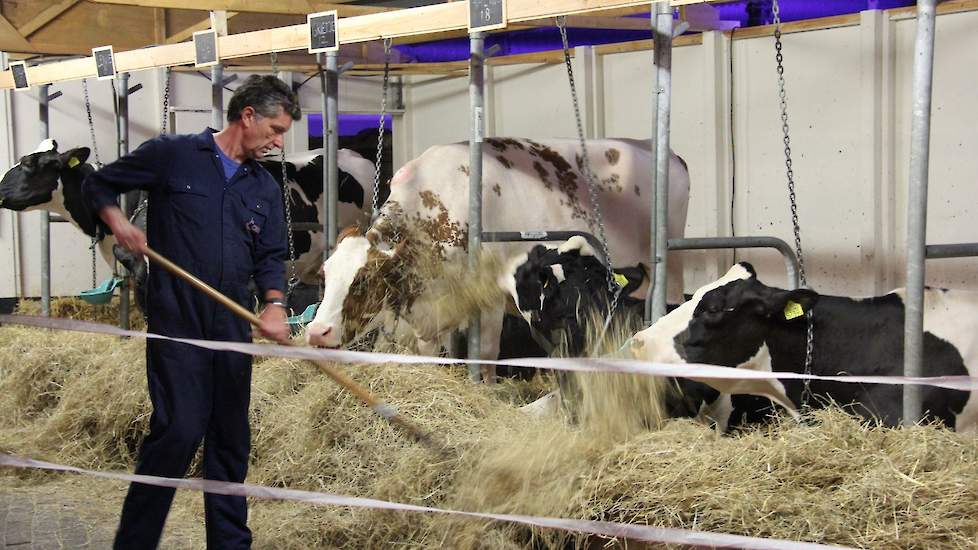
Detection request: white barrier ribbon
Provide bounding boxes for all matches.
[0,453,853,550]
[2,314,977,391]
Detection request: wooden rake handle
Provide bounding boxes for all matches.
[142,246,446,455]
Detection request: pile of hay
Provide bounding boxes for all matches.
[2,324,978,549]
[15,296,146,331]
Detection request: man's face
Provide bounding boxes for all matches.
[240,105,293,160]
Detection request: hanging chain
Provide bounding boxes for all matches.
[372,37,393,224]
[270,52,299,300]
[556,17,620,322]
[82,79,102,168]
[160,67,170,135]
[83,78,103,288]
[773,0,815,406]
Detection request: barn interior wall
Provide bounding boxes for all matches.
[3,6,976,301]
[400,7,978,298]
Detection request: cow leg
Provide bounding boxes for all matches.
[479,307,505,383]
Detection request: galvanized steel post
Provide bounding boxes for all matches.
[903,0,937,426]
[211,63,224,130]
[117,72,131,330]
[324,52,339,259]
[646,0,673,325]
[39,84,51,317]
[467,32,485,382]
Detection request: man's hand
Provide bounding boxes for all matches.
[100,206,147,255]
[257,303,290,344]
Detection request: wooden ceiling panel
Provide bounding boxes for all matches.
[25,2,155,54]
[229,13,305,34]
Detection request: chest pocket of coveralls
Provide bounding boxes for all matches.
[241,196,268,250]
[165,178,210,218]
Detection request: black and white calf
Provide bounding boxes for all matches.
[257,148,375,286]
[681,268,978,432]
[0,139,148,300]
[501,235,648,356]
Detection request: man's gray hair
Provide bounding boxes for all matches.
[227,75,301,122]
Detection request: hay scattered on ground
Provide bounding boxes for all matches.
[15,296,146,331]
[2,325,978,549]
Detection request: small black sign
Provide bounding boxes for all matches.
[9,61,29,91]
[193,30,219,67]
[308,11,339,53]
[469,0,506,32]
[92,46,116,80]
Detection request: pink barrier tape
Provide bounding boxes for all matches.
[0,453,853,550]
[2,314,977,391]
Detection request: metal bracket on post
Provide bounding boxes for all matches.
[903,0,937,426]
[467,31,486,382]
[46,91,62,102]
[646,0,674,326]
[321,51,340,267]
[126,83,143,95]
[211,63,224,130]
[116,72,133,330]
[221,74,238,87]
[39,83,51,317]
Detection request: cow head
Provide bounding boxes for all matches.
[0,140,91,212]
[306,225,413,348]
[501,236,645,354]
[681,268,818,369]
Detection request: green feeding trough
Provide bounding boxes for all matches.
[287,302,319,328]
[79,277,123,305]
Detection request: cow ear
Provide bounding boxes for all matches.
[764,288,818,322]
[613,264,647,295]
[59,147,90,169]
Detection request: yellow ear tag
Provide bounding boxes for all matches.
[67,157,80,168]
[784,300,804,320]
[612,272,629,288]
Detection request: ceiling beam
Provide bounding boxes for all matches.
[0,14,33,52]
[520,15,651,30]
[166,12,240,44]
[17,0,82,37]
[87,0,393,16]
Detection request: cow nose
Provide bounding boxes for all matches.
[305,322,338,348]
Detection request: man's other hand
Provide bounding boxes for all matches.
[100,206,147,255]
[257,304,290,344]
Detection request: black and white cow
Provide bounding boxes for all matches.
[509,241,741,424]
[307,138,691,366]
[681,267,978,432]
[257,148,375,285]
[0,139,148,298]
[501,235,648,356]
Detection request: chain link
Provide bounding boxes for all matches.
[773,0,815,406]
[160,67,170,135]
[556,17,620,321]
[372,37,393,223]
[82,78,103,288]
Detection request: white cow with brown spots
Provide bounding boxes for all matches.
[306,137,691,362]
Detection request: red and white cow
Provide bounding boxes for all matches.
[306,137,691,361]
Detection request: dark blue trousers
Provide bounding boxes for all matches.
[114,339,253,549]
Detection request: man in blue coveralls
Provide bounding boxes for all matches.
[83,74,299,549]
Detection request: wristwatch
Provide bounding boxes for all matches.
[264,298,287,309]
